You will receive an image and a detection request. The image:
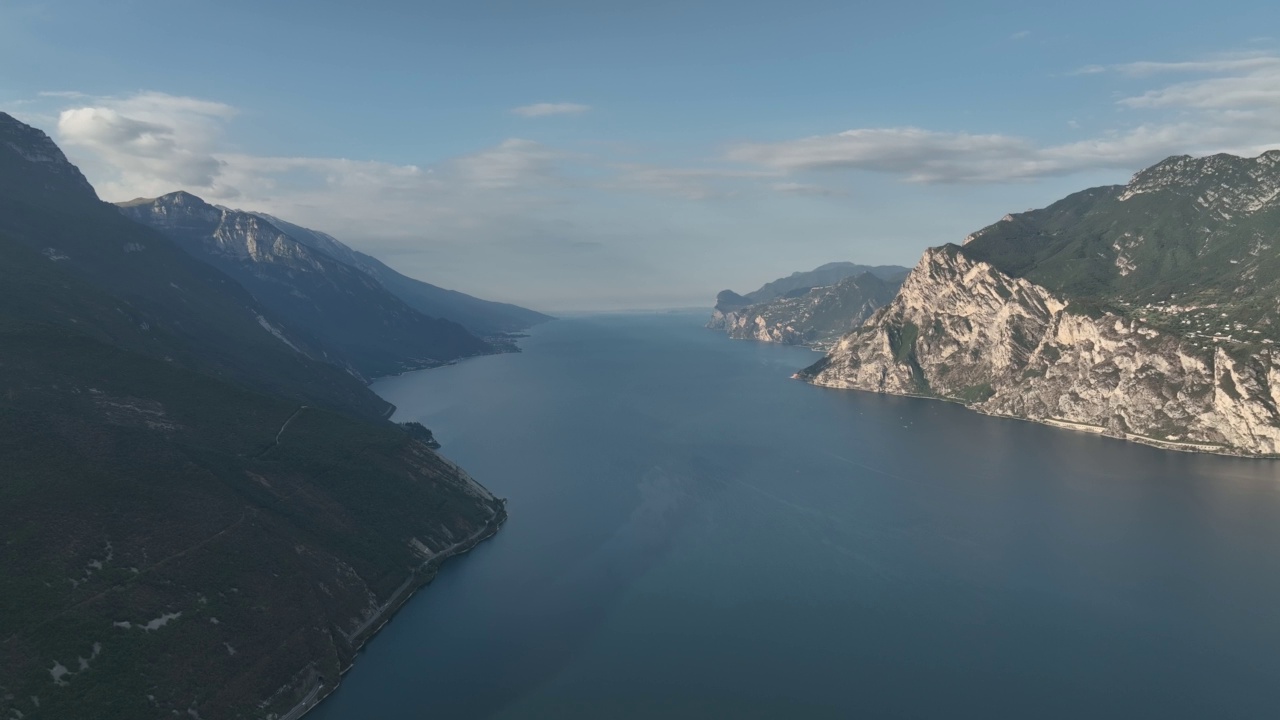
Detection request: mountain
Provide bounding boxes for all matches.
[0,112,505,719]
[800,150,1280,456]
[714,262,910,313]
[252,213,552,336]
[709,262,910,349]
[0,117,385,418]
[120,192,492,380]
[712,272,902,350]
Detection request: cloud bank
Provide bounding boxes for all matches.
[728,53,1280,184]
[17,49,1280,308]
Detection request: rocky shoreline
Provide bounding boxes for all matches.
[798,246,1280,458]
[286,498,508,720]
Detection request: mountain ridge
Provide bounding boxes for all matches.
[0,111,507,720]
[709,261,910,349]
[801,149,1280,456]
[120,191,494,380]
[715,261,911,312]
[251,212,553,336]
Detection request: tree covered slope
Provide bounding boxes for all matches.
[0,112,506,720]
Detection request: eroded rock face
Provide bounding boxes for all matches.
[121,191,322,268]
[801,246,1280,455]
[723,310,808,345]
[708,272,901,350]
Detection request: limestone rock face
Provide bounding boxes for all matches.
[123,191,323,267]
[802,246,1280,456]
[708,270,904,350]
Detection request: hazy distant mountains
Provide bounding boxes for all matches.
[256,213,551,336]
[801,150,1280,456]
[119,192,490,378]
[0,112,505,719]
[709,262,910,349]
[714,262,910,311]
[119,193,551,379]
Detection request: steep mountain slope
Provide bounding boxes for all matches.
[0,115,388,419]
[713,272,901,349]
[714,261,910,313]
[0,113,505,719]
[709,262,909,349]
[254,213,552,336]
[801,151,1280,456]
[120,192,492,379]
[960,152,1280,336]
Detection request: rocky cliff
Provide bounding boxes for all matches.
[801,151,1280,456]
[709,263,908,349]
[711,272,900,349]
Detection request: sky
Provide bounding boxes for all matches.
[3,0,1280,311]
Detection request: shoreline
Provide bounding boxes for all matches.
[707,323,840,354]
[281,498,509,720]
[283,326,537,717]
[799,376,1274,459]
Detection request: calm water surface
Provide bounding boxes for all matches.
[311,312,1280,719]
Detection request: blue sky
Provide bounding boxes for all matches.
[3,1,1279,310]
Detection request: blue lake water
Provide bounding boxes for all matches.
[311,311,1280,719]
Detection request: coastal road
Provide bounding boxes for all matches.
[279,680,324,720]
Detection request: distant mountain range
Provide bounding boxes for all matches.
[709,262,910,349]
[0,112,507,720]
[254,213,550,336]
[801,150,1280,456]
[120,192,497,379]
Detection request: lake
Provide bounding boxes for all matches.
[310,311,1280,719]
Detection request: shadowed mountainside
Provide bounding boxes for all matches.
[0,112,506,720]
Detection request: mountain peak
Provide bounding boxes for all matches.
[118,191,225,235]
[119,190,216,211]
[0,112,98,201]
[159,189,210,204]
[1119,149,1280,215]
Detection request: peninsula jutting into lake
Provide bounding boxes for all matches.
[798,152,1280,457]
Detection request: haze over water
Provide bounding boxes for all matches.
[312,312,1280,719]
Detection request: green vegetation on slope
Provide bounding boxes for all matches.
[0,113,504,719]
[961,151,1280,351]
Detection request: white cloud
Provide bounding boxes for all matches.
[38,90,584,252]
[1117,57,1280,109]
[38,90,88,99]
[771,181,843,197]
[26,49,1280,308]
[728,54,1280,184]
[59,106,224,187]
[729,127,1050,183]
[451,138,558,189]
[1010,30,1031,40]
[511,102,590,117]
[56,92,235,197]
[1113,55,1280,77]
